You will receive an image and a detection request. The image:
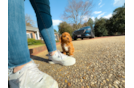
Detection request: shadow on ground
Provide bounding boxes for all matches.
[30,51,67,62]
[30,55,51,63]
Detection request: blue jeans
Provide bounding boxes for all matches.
[8,0,57,68]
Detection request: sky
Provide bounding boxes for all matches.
[24,0,125,32]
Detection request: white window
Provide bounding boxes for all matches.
[30,33,33,38]
[55,35,57,40]
[35,33,38,40]
[26,33,31,39]
[26,33,33,39]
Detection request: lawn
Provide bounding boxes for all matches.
[28,44,45,49]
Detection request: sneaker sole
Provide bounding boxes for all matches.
[48,60,76,66]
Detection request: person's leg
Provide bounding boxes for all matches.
[8,0,58,88]
[8,0,32,70]
[29,0,57,53]
[29,0,76,66]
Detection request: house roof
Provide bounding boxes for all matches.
[26,26,39,32]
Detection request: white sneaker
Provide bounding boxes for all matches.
[8,61,58,88]
[49,50,76,66]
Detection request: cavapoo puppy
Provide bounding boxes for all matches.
[60,32,74,56]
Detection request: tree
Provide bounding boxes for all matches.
[106,4,125,35]
[88,18,94,30]
[93,4,125,36]
[58,22,74,36]
[82,22,88,27]
[82,18,95,34]
[62,0,93,30]
[72,24,78,30]
[94,18,108,36]
[54,29,57,33]
[25,14,35,27]
[105,18,114,35]
[95,17,99,23]
[113,6,125,34]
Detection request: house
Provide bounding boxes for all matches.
[26,26,59,41]
[26,26,41,40]
[54,32,60,41]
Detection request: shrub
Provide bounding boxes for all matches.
[27,38,45,45]
[56,40,59,42]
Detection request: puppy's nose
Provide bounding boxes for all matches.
[67,38,69,40]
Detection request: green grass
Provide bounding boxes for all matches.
[28,44,45,49]
[56,40,59,42]
[27,38,45,45]
[27,38,60,49]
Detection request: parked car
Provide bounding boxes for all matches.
[72,26,95,40]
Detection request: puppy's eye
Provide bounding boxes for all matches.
[64,35,66,37]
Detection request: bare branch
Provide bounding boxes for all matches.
[62,0,93,29]
[25,14,35,27]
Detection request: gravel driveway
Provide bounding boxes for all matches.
[31,36,125,88]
